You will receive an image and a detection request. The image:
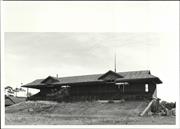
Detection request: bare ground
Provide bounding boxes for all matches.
[5,101,175,125]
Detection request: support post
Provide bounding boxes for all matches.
[153,86,157,98]
[27,88,29,98]
[140,99,155,116]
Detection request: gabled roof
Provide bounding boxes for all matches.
[98,70,123,80]
[22,70,162,89]
[116,70,162,83]
[41,76,59,84]
[23,74,102,88]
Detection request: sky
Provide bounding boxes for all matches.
[2,1,179,101]
[4,32,179,101]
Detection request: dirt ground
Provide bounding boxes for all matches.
[5,101,175,125]
[5,113,175,125]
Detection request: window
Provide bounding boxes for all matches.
[145,84,149,92]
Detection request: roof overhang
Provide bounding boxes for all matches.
[116,77,162,84]
[22,80,106,89]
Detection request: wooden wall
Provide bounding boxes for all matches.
[68,82,156,100]
[31,82,157,101]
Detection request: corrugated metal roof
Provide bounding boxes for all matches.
[22,70,162,88]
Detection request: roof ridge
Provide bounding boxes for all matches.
[57,73,102,79]
[32,70,151,80]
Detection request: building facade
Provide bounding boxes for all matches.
[22,70,162,101]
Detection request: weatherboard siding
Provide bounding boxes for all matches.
[24,70,162,101]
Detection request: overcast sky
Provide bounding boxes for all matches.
[3,1,179,101]
[4,32,179,101]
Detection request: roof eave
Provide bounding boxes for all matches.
[21,85,44,89]
[21,80,105,89]
[116,78,163,84]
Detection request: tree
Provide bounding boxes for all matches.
[5,86,13,90]
[13,88,20,97]
[13,87,26,97]
[5,86,14,96]
[19,87,26,92]
[5,86,26,97]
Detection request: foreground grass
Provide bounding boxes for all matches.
[5,113,175,125]
[5,101,175,125]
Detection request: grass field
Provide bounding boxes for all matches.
[5,101,175,125]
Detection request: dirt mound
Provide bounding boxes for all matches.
[6,100,148,116]
[5,101,58,114]
[6,100,175,125]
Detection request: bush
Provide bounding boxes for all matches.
[151,100,160,113]
[160,101,176,110]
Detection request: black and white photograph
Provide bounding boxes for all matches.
[1,1,179,128]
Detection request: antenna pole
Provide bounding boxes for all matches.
[114,52,116,72]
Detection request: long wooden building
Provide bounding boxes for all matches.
[22,70,162,101]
